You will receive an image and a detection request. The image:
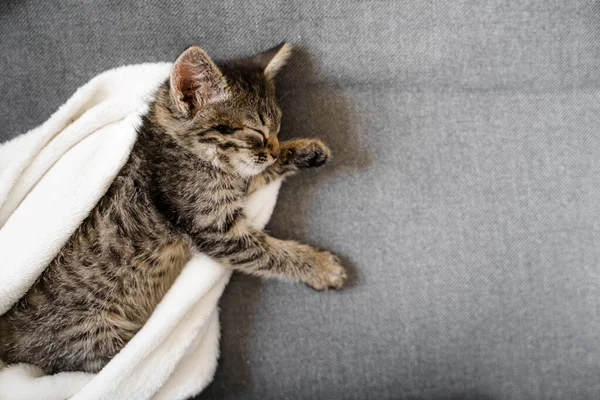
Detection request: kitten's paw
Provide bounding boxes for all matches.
[305,251,347,291]
[281,139,331,169]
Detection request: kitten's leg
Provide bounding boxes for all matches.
[247,138,331,194]
[193,225,346,290]
[217,138,344,289]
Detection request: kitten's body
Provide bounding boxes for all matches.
[0,45,346,373]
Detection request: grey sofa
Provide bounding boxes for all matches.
[2,1,600,399]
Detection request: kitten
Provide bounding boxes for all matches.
[0,43,347,374]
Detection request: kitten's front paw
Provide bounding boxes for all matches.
[305,251,347,291]
[281,139,331,169]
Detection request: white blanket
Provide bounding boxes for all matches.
[0,63,282,400]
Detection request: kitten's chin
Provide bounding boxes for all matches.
[231,158,271,178]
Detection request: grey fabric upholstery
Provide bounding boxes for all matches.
[2,1,600,398]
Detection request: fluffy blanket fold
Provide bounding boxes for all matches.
[0,63,282,400]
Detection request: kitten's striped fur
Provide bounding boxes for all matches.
[0,44,346,373]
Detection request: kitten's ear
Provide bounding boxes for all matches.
[170,46,229,117]
[251,42,293,79]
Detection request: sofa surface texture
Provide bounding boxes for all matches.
[2,1,600,399]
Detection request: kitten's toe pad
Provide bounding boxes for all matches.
[306,251,347,291]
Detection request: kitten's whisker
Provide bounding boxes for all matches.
[278,89,296,102]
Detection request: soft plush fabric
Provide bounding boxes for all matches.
[2,1,600,399]
[0,62,282,399]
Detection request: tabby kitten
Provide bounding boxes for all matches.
[0,43,347,374]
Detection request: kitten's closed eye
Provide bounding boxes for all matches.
[212,125,237,134]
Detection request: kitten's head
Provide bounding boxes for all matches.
[157,43,292,177]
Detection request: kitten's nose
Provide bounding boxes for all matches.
[270,147,280,159]
[268,139,280,158]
